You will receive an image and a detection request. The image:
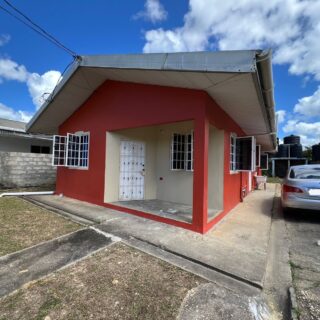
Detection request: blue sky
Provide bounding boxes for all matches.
[0,0,319,147]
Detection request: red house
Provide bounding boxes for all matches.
[27,50,276,234]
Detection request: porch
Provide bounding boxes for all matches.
[111,199,221,224]
[104,120,224,232]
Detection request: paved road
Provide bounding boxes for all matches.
[284,209,320,320]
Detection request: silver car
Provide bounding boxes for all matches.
[281,164,320,211]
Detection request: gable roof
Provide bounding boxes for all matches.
[26,50,276,150]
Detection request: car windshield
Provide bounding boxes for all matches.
[289,167,320,180]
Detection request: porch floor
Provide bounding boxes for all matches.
[110,199,221,224]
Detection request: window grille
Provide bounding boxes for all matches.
[171,133,186,170]
[230,134,237,172]
[52,135,67,166]
[185,132,194,171]
[52,132,89,168]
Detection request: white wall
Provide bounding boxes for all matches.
[0,135,52,153]
[104,121,194,204]
[104,127,158,203]
[208,125,224,211]
[155,122,194,205]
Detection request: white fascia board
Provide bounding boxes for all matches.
[81,51,258,73]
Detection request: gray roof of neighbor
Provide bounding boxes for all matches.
[26,50,277,150]
[0,118,26,132]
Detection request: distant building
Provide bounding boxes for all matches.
[312,144,320,163]
[0,118,52,153]
[270,135,307,177]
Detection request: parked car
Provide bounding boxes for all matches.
[281,164,320,212]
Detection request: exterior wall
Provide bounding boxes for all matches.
[208,125,224,212]
[205,94,250,232]
[0,135,52,153]
[104,121,194,205]
[0,152,56,188]
[105,127,158,203]
[155,121,193,205]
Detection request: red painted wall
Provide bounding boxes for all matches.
[56,80,256,233]
[57,80,207,205]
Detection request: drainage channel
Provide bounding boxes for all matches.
[0,228,114,298]
[122,235,263,297]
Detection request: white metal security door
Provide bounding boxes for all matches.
[119,141,145,201]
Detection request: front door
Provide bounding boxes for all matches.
[119,141,145,201]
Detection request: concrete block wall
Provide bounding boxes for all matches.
[0,152,56,188]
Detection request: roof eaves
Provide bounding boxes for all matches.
[26,57,82,133]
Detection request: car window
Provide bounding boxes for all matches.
[290,167,320,179]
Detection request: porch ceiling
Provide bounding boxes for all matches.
[27,51,276,151]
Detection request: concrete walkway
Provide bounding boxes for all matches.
[27,184,276,289]
[0,228,114,298]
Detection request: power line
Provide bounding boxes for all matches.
[0,0,78,58]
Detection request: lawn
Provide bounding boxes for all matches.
[0,243,205,320]
[0,196,81,256]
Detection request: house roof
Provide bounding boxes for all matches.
[0,118,26,132]
[26,50,276,150]
[0,117,52,140]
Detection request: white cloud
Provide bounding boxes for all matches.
[0,57,61,111]
[294,86,320,117]
[0,34,10,46]
[0,58,28,82]
[134,0,167,23]
[283,120,320,147]
[27,71,61,109]
[142,0,320,148]
[276,110,286,124]
[142,0,320,82]
[0,102,32,123]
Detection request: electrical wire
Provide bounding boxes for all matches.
[0,0,77,58]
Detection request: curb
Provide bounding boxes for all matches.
[289,287,299,320]
[22,196,96,226]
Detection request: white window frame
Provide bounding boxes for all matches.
[52,132,90,169]
[170,132,194,172]
[256,145,261,167]
[260,153,269,170]
[185,131,194,172]
[52,135,67,166]
[235,136,256,172]
[170,133,186,171]
[66,133,80,168]
[230,133,237,173]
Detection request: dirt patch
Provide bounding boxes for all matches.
[0,197,81,256]
[0,243,205,320]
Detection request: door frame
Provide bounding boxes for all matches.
[118,139,146,201]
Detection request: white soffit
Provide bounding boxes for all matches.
[29,66,270,148]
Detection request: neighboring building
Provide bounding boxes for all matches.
[0,118,56,188]
[0,118,52,153]
[270,135,307,178]
[312,144,320,163]
[27,50,276,234]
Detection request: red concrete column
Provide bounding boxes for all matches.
[192,116,209,233]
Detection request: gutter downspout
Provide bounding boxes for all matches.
[256,50,277,150]
[0,191,54,198]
